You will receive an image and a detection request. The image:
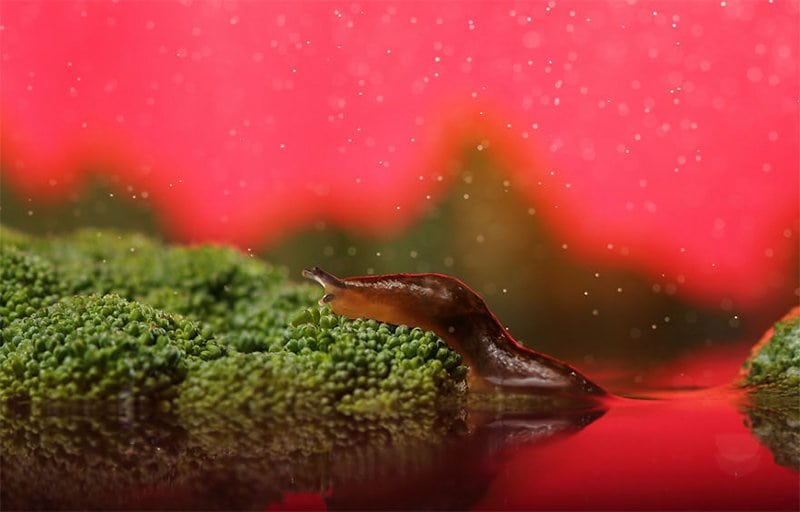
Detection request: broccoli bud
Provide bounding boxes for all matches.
[0,294,223,403]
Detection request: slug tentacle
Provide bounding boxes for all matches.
[303,267,605,398]
[302,267,346,305]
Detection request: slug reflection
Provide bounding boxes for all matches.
[325,406,605,511]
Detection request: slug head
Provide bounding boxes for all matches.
[302,266,490,334]
[302,267,343,305]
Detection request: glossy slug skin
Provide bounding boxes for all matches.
[302,267,605,397]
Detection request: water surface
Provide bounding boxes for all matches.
[2,350,797,511]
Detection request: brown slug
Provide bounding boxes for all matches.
[302,266,605,397]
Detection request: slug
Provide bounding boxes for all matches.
[302,267,605,397]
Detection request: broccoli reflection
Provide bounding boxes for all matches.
[743,389,799,472]
[0,404,186,510]
[0,399,603,510]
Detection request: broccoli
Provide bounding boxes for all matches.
[23,228,288,326]
[0,225,467,416]
[0,224,470,507]
[738,309,800,471]
[0,294,224,403]
[179,311,466,421]
[0,246,64,329]
[741,309,800,389]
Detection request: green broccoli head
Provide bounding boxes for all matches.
[0,247,64,329]
[742,309,800,389]
[180,307,467,420]
[30,229,286,322]
[0,294,225,403]
[1,226,468,418]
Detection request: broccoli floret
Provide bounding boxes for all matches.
[29,229,286,322]
[28,229,308,341]
[739,310,800,471]
[180,309,466,420]
[0,247,64,328]
[0,294,224,403]
[742,310,800,389]
[1,226,468,418]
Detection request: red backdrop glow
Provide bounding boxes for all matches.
[1,1,797,308]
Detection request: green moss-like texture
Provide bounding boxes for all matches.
[180,315,465,420]
[0,246,64,329]
[741,310,800,389]
[0,294,224,403]
[0,225,466,414]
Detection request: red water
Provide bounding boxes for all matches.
[476,391,797,511]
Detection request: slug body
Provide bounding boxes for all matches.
[303,267,605,397]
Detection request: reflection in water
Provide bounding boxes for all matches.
[743,388,800,472]
[0,403,188,510]
[0,398,602,510]
[2,389,798,511]
[475,389,799,511]
[327,407,605,510]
